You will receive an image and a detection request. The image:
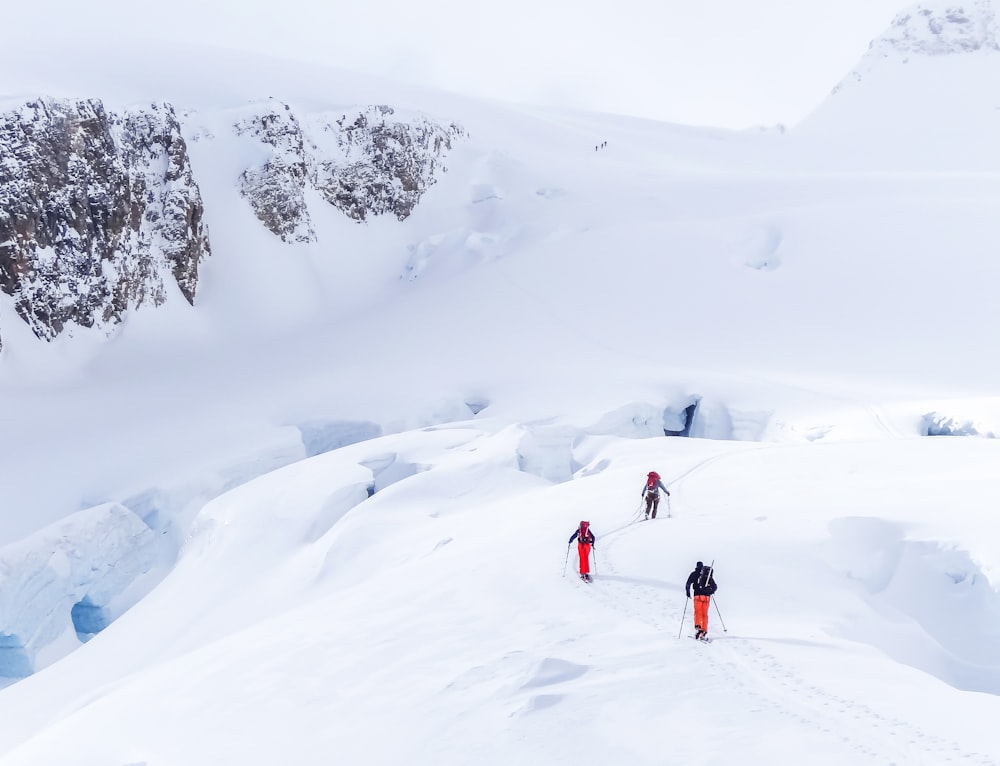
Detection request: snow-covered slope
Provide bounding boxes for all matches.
[2,14,1000,765]
[2,424,1000,764]
[796,0,1000,168]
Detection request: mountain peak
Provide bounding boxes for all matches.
[834,1,1000,92]
[883,1,998,54]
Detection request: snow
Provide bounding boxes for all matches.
[3,5,1000,764]
[0,0,911,129]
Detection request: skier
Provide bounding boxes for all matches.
[641,471,670,519]
[568,520,596,582]
[685,561,718,640]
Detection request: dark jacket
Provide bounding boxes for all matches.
[686,566,717,597]
[569,528,596,546]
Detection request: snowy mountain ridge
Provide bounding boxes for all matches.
[834,0,1000,92]
[793,0,1000,169]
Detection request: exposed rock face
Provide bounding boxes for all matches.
[235,104,316,243]
[233,102,465,235]
[309,105,466,222]
[116,104,208,304]
[0,95,465,349]
[0,98,209,346]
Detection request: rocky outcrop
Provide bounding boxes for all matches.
[834,1,1000,91]
[116,104,208,304]
[0,98,209,346]
[877,2,999,56]
[233,102,465,234]
[0,95,465,349]
[308,105,466,222]
[235,104,316,243]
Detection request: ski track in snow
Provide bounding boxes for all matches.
[866,404,904,439]
[593,518,999,766]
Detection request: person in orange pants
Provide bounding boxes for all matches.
[685,561,718,640]
[568,521,596,582]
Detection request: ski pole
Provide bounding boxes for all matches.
[704,560,725,631]
[677,596,689,639]
[632,499,645,522]
[562,544,571,577]
[666,494,672,518]
[712,597,728,632]
[591,546,598,576]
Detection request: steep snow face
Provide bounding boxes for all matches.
[792,1,1000,168]
[834,0,1000,92]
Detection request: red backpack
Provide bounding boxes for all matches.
[578,520,591,543]
[646,472,660,491]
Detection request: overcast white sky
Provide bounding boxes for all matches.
[10,0,906,128]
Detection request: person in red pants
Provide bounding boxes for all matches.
[568,521,596,582]
[685,561,718,640]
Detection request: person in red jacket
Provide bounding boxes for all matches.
[568,521,596,582]
[641,471,671,519]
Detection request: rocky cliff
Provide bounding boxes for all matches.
[0,96,465,348]
[309,105,465,223]
[233,101,465,240]
[0,98,208,347]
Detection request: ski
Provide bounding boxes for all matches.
[579,574,593,583]
[688,635,712,643]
